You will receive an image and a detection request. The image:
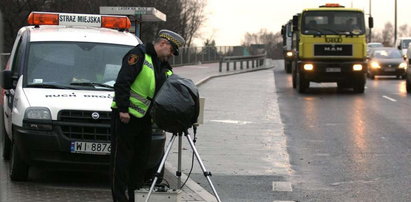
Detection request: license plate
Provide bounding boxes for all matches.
[70,141,111,155]
[326,67,341,72]
[384,68,395,72]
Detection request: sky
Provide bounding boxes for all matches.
[199,0,411,46]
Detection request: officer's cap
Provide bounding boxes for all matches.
[158,29,185,56]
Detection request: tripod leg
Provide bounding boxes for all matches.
[145,133,177,202]
[177,133,182,188]
[185,134,222,202]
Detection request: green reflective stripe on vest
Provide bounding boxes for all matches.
[166,70,172,76]
[144,60,154,69]
[129,103,146,114]
[130,91,151,106]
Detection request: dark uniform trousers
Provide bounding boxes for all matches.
[110,109,152,202]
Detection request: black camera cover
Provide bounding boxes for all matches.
[151,74,199,133]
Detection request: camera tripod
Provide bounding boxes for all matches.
[145,127,221,202]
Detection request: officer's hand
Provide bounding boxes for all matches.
[119,112,130,124]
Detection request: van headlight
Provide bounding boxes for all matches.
[24,107,52,120]
[23,107,52,130]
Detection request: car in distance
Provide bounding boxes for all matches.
[367,42,383,55]
[367,47,406,79]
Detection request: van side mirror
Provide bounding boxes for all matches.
[398,45,401,50]
[281,25,285,35]
[292,15,299,31]
[2,70,13,90]
[368,17,374,29]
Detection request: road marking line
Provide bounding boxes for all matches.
[209,119,253,125]
[272,181,293,192]
[382,95,397,102]
[273,201,296,202]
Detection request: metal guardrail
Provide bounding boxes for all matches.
[219,54,266,72]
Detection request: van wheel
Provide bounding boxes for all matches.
[2,129,11,160]
[1,111,11,160]
[10,141,29,181]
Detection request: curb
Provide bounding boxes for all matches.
[165,162,217,202]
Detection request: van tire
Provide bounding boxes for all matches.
[10,141,29,181]
[2,130,11,160]
[1,109,11,160]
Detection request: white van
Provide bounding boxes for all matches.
[1,12,165,181]
[395,37,411,57]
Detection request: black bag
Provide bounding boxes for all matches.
[151,74,200,133]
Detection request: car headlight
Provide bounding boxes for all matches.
[24,107,52,120]
[370,62,380,69]
[399,62,407,69]
[286,51,293,57]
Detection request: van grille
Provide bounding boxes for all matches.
[58,110,111,141]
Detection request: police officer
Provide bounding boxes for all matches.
[110,30,185,202]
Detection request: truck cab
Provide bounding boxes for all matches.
[1,12,165,181]
[291,4,373,93]
[281,20,294,73]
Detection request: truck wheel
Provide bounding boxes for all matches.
[9,141,29,181]
[296,71,309,93]
[285,62,292,74]
[353,76,365,93]
[291,62,297,89]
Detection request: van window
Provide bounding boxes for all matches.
[401,40,411,49]
[12,38,24,76]
[25,42,133,89]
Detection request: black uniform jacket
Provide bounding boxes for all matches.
[113,42,172,113]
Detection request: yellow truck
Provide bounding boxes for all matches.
[291,3,373,93]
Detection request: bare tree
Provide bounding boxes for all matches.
[381,22,394,46]
[178,0,206,47]
[398,24,411,38]
[241,29,283,59]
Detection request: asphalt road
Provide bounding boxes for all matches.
[273,63,411,201]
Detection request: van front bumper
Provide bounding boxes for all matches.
[13,122,165,170]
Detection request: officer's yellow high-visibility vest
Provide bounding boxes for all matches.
[111,54,172,118]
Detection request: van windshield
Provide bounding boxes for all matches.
[25,42,134,90]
